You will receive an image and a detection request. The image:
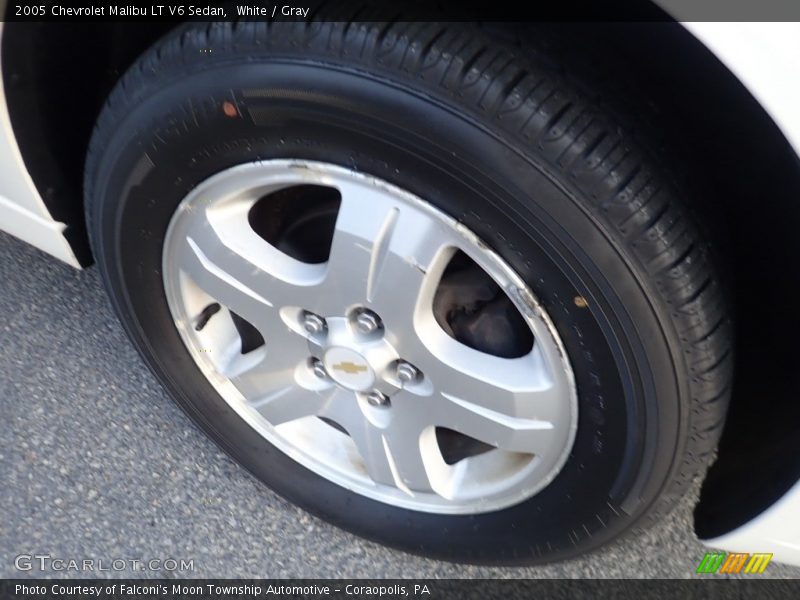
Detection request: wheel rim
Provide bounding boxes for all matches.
[162,160,578,514]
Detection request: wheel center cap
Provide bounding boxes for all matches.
[323,347,375,391]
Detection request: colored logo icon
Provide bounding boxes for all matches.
[696,552,773,574]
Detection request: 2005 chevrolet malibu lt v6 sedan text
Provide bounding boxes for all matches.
[1,7,799,566]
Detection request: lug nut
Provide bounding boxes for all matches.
[303,312,326,335]
[396,361,420,384]
[311,359,328,379]
[355,309,382,334]
[366,390,390,407]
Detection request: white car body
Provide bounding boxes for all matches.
[0,17,798,565]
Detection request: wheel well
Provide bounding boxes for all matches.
[553,23,800,539]
[489,22,800,536]
[3,20,799,536]
[1,22,173,265]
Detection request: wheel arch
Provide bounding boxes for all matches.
[0,22,173,266]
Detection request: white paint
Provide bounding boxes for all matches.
[702,478,800,567]
[680,21,800,157]
[0,194,76,262]
[651,6,800,158]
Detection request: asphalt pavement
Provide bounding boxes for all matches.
[2,229,798,579]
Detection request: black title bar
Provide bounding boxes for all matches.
[5,0,800,22]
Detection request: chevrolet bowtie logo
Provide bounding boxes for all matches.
[332,361,368,374]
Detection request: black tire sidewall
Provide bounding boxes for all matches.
[89,60,683,564]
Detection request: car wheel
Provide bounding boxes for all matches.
[85,21,732,564]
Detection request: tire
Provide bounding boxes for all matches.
[85,21,732,564]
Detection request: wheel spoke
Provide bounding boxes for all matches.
[219,320,322,425]
[403,331,568,457]
[318,392,435,494]
[347,422,401,489]
[381,420,437,493]
[437,392,556,455]
[419,332,564,422]
[231,351,314,424]
[225,340,303,401]
[318,180,453,320]
[176,235,273,332]
[251,384,328,425]
[175,200,325,329]
[316,392,394,486]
